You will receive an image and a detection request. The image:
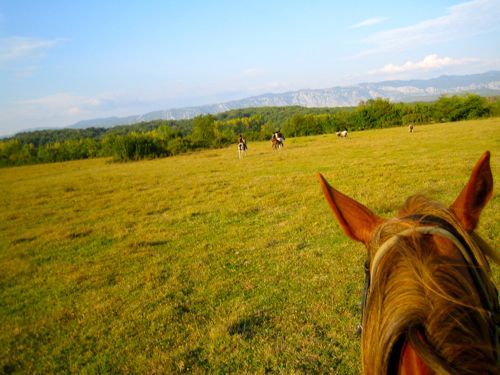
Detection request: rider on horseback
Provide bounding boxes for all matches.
[239,134,247,150]
[276,129,284,145]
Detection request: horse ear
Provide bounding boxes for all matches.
[317,173,383,245]
[450,151,493,232]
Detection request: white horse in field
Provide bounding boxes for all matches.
[336,130,348,138]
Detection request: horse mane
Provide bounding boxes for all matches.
[362,195,499,374]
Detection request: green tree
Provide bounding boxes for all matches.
[167,137,192,155]
[191,115,216,148]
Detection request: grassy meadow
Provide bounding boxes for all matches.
[1,118,499,373]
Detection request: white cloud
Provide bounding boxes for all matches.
[13,65,40,78]
[12,93,110,125]
[358,0,500,56]
[66,107,82,115]
[241,68,262,78]
[19,93,85,108]
[350,17,388,29]
[370,54,479,74]
[0,37,64,64]
[0,92,133,135]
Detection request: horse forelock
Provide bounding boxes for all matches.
[362,195,499,374]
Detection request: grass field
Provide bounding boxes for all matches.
[1,118,499,373]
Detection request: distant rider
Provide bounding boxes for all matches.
[276,129,284,145]
[239,134,247,150]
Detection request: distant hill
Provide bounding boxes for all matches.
[70,71,500,129]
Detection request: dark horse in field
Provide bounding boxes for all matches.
[318,151,499,374]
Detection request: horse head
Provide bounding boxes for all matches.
[318,151,499,374]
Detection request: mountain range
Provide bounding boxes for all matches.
[70,71,500,129]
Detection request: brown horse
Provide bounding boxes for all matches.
[318,151,499,374]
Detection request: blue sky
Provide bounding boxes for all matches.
[1,0,499,135]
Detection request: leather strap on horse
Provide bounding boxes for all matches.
[356,259,370,337]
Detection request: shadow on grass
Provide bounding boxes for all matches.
[228,313,271,340]
[129,240,170,248]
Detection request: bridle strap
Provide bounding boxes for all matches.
[357,259,370,337]
[405,214,486,270]
[371,226,493,312]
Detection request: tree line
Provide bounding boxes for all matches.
[1,94,499,167]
